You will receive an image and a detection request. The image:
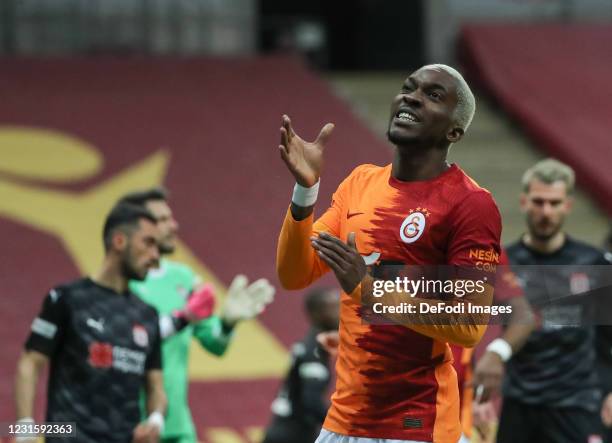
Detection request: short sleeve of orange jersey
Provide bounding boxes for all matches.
[276,174,351,290]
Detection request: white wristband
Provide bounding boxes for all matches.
[159,315,176,339]
[292,180,320,207]
[15,418,35,441]
[486,338,513,362]
[147,411,165,432]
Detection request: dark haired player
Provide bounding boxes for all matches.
[15,203,166,443]
[117,187,274,443]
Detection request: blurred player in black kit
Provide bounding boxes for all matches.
[497,159,610,443]
[14,203,167,443]
[597,224,612,442]
[262,288,339,443]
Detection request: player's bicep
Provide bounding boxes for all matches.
[25,288,67,357]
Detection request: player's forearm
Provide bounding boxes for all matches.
[500,297,535,353]
[14,352,44,419]
[194,316,233,356]
[277,206,324,290]
[158,314,188,339]
[408,323,487,348]
[290,202,314,221]
[363,280,493,347]
[146,381,167,416]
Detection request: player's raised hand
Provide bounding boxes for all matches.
[222,275,275,325]
[278,114,334,187]
[311,232,366,294]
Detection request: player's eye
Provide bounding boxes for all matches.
[428,91,442,100]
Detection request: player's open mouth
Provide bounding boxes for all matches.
[394,108,420,123]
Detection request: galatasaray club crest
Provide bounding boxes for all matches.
[132,324,149,348]
[400,208,430,244]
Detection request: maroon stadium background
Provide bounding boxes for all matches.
[0,57,390,442]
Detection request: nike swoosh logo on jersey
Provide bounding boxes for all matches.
[347,211,364,219]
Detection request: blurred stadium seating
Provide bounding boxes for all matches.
[0,56,389,442]
[1,3,611,442]
[460,23,612,216]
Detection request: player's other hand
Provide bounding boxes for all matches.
[222,275,275,325]
[179,284,216,323]
[278,114,334,187]
[472,401,497,443]
[602,392,612,427]
[311,232,366,294]
[131,422,160,443]
[472,351,505,403]
[317,331,340,357]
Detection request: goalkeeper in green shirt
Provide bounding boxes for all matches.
[119,188,275,443]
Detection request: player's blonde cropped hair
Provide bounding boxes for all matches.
[521,158,576,194]
[421,64,476,133]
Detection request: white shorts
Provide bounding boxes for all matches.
[314,429,431,443]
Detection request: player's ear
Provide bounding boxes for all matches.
[446,127,463,144]
[111,231,128,252]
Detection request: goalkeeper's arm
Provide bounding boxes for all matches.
[158,284,215,339]
[169,275,275,356]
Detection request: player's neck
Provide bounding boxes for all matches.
[92,259,129,294]
[392,147,449,182]
[523,231,566,255]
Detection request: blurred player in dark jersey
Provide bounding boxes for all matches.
[496,158,610,443]
[117,187,275,443]
[276,64,501,443]
[598,225,612,442]
[451,249,534,442]
[14,203,166,443]
[262,287,339,443]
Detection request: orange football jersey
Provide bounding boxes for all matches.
[277,163,501,442]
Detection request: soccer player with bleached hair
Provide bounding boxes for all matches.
[276,64,501,443]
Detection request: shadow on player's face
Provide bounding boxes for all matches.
[387,67,460,148]
[146,199,179,254]
[122,218,161,281]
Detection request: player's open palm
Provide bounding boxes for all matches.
[278,114,334,188]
